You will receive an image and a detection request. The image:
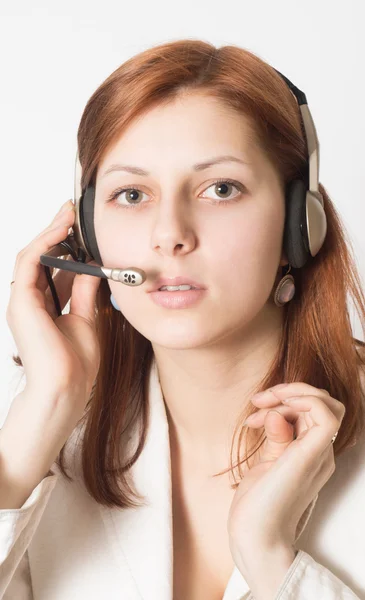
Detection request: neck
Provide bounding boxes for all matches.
[152,302,284,473]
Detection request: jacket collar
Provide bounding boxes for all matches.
[96,355,316,600]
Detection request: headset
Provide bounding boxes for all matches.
[40,68,327,318]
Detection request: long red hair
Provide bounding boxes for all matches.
[13,39,365,508]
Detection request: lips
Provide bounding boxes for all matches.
[148,276,205,292]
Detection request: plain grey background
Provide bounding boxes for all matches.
[1,0,364,423]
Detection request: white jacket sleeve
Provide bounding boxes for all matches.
[243,492,361,600]
[243,549,361,599]
[0,472,58,599]
[242,550,361,600]
[273,549,361,599]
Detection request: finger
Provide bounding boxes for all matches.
[245,404,298,426]
[279,395,341,454]
[251,383,330,407]
[69,260,102,327]
[12,201,75,279]
[250,389,318,440]
[34,200,75,240]
[38,254,76,293]
[41,257,78,318]
[260,410,295,462]
[252,384,345,423]
[245,404,309,439]
[10,224,71,295]
[12,212,75,289]
[7,224,76,357]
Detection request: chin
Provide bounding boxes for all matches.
[147,323,214,349]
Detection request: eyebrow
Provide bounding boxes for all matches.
[101,155,251,178]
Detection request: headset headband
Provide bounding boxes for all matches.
[40,67,326,317]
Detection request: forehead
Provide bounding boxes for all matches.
[98,93,264,175]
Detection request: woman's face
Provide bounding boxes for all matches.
[94,92,288,348]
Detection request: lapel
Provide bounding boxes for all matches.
[97,356,317,600]
[97,356,174,600]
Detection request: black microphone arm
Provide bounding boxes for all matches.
[40,233,146,317]
[40,236,146,285]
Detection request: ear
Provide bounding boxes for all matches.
[279,249,289,268]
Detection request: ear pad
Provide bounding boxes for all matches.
[283,179,310,269]
[79,184,103,265]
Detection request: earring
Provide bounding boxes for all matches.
[273,264,295,307]
[110,293,121,311]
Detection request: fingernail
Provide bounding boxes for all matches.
[59,200,74,214]
[275,383,289,390]
[243,413,258,424]
[252,391,265,399]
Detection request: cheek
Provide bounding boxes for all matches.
[208,209,284,301]
[94,214,150,316]
[94,213,143,265]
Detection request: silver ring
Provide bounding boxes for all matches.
[331,430,339,444]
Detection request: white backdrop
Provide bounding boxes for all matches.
[1,0,364,424]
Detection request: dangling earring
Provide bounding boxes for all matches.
[110,293,121,311]
[273,264,296,307]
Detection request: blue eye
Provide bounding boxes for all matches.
[107,178,246,210]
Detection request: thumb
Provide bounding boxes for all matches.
[69,260,102,326]
[261,410,295,461]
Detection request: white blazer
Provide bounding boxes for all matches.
[0,356,364,599]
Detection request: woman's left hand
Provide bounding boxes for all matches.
[227,382,345,567]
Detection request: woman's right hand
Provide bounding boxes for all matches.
[3,200,102,470]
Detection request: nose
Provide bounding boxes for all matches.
[150,197,197,257]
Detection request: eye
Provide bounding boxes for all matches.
[107,187,148,209]
[200,179,245,204]
[106,178,246,210]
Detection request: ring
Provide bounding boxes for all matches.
[10,281,15,285]
[331,430,339,444]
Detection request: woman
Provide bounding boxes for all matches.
[1,39,365,599]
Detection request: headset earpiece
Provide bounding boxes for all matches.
[40,67,326,318]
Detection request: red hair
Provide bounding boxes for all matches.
[13,39,365,508]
